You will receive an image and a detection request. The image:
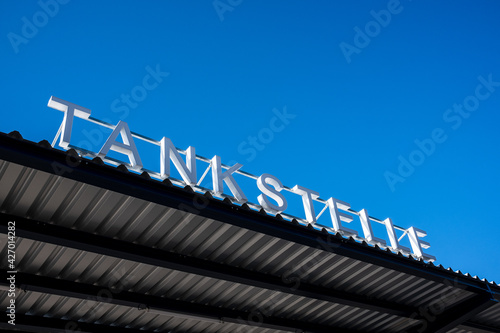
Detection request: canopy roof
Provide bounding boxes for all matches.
[0,131,499,333]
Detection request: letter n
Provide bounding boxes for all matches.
[160,137,197,185]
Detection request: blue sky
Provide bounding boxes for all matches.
[1,1,500,281]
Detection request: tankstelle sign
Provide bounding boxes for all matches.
[47,96,435,261]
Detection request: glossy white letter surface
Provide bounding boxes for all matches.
[48,96,91,148]
[98,121,143,169]
[257,173,287,213]
[160,137,197,185]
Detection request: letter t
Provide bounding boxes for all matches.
[48,96,91,148]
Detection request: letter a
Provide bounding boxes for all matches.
[99,121,143,169]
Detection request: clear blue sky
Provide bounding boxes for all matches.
[1,1,500,281]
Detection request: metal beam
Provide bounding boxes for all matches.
[2,270,360,333]
[409,294,498,333]
[461,321,500,333]
[0,212,414,318]
[0,313,170,333]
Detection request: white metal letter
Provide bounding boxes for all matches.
[48,96,91,148]
[160,137,197,185]
[326,197,358,236]
[211,155,247,203]
[408,227,436,261]
[383,218,410,253]
[98,121,143,169]
[292,185,319,223]
[257,173,287,213]
[359,209,386,245]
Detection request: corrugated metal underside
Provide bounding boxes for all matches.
[0,141,499,333]
[468,302,500,328]
[0,290,290,333]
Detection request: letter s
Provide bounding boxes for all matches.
[257,173,287,213]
